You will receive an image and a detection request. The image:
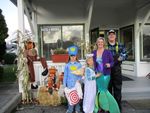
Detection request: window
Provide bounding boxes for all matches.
[90,28,99,46]
[90,29,119,51]
[39,25,84,60]
[120,25,135,61]
[62,25,84,58]
[41,26,61,59]
[140,23,150,61]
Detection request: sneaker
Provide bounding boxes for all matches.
[75,111,82,113]
[66,110,71,113]
[42,68,48,76]
[31,84,38,89]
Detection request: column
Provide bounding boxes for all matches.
[17,0,25,93]
[134,18,140,77]
[18,0,25,34]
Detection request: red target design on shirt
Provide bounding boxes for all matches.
[69,90,79,105]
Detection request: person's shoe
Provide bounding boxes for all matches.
[75,111,82,113]
[98,109,105,113]
[31,84,38,89]
[66,110,71,113]
[42,68,48,76]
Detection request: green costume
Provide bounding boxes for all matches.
[94,75,120,113]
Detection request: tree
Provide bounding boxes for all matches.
[0,9,8,61]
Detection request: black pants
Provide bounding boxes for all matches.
[108,64,122,111]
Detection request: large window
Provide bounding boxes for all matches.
[90,29,119,51]
[39,25,84,60]
[41,26,61,59]
[120,25,135,61]
[140,23,150,61]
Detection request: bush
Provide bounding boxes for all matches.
[53,48,68,54]
[0,66,3,75]
[0,65,17,82]
[3,53,17,64]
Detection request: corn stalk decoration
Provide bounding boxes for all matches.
[16,30,32,103]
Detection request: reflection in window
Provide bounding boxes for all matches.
[40,25,84,60]
[62,25,83,58]
[141,23,150,60]
[41,26,61,59]
[120,25,135,61]
[90,29,118,52]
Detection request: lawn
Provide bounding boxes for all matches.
[0,64,17,82]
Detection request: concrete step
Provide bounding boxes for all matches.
[122,91,150,100]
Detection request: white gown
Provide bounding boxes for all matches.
[83,67,96,113]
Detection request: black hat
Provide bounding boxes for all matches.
[108,30,116,35]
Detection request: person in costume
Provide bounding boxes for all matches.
[24,39,48,89]
[63,45,82,113]
[83,54,99,113]
[92,37,120,113]
[107,30,127,111]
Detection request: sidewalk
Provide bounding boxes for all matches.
[0,76,150,113]
[122,75,150,100]
[0,82,21,113]
[121,76,150,113]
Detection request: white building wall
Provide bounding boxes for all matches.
[89,1,137,76]
[32,0,91,52]
[31,0,150,77]
[105,2,150,77]
[138,63,150,77]
[121,61,135,76]
[135,4,150,77]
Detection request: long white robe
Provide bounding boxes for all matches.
[83,67,96,113]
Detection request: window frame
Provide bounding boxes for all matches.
[120,25,135,61]
[38,24,85,60]
[140,23,150,62]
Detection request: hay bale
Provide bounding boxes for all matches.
[37,86,61,106]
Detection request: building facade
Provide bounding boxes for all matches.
[11,0,150,77]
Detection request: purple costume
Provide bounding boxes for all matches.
[92,49,120,113]
[92,49,114,75]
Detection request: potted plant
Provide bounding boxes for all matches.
[51,48,69,63]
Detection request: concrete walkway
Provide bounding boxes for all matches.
[122,75,150,100]
[0,82,21,113]
[0,76,150,113]
[122,76,150,113]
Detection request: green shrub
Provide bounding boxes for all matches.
[0,65,17,82]
[3,53,17,64]
[54,48,68,54]
[0,66,3,75]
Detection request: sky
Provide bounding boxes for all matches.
[0,0,30,42]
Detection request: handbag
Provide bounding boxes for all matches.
[64,82,82,105]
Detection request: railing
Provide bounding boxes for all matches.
[33,60,86,85]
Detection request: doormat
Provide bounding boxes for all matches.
[126,99,150,110]
[122,75,133,81]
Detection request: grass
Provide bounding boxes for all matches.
[0,64,17,82]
